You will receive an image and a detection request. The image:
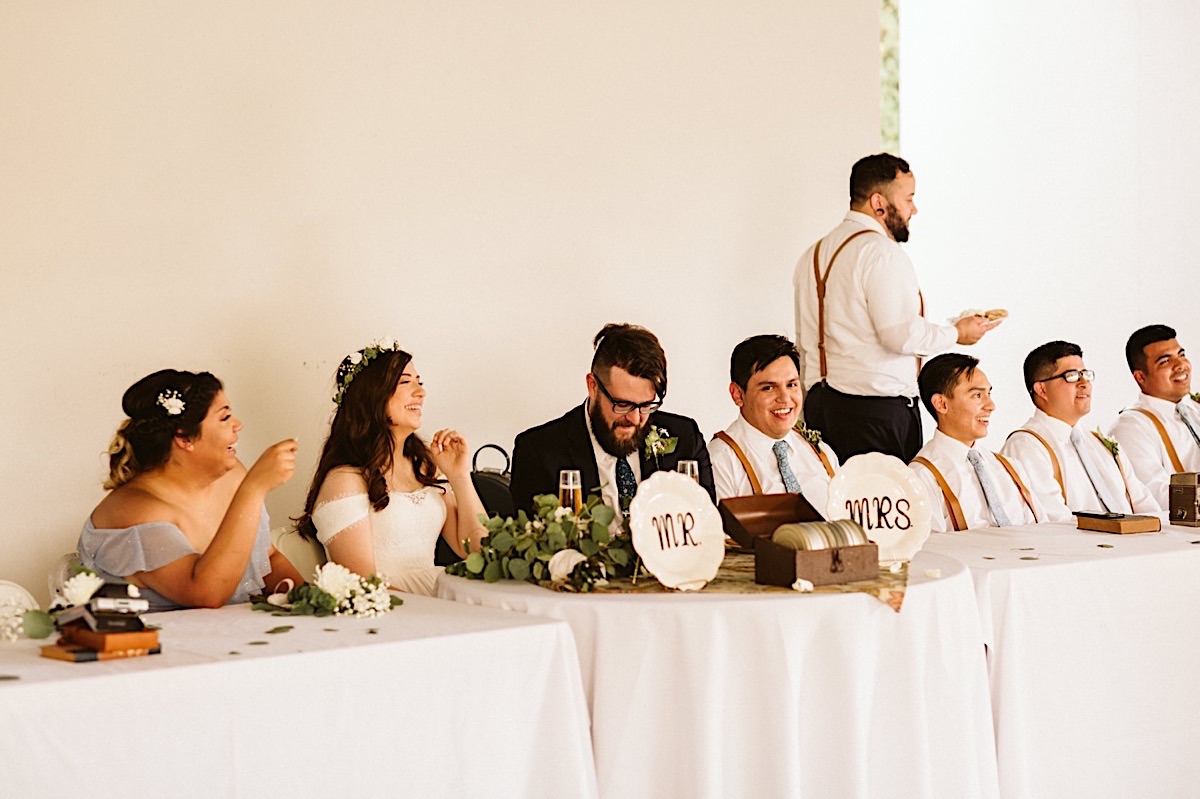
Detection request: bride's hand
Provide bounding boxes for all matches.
[428,429,471,478]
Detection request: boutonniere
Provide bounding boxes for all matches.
[644,425,677,465]
[1189,392,1200,405]
[793,420,822,447]
[1094,428,1120,460]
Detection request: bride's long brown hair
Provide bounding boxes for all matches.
[295,349,440,541]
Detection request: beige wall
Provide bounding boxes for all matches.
[902,0,1200,439]
[0,1,880,601]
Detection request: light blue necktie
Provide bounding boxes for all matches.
[773,440,803,494]
[1069,427,1124,512]
[1178,405,1200,450]
[966,448,1012,527]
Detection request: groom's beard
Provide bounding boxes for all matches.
[589,401,650,458]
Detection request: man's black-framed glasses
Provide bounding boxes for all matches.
[591,372,663,415]
[1038,368,1096,385]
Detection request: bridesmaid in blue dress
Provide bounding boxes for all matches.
[78,369,304,610]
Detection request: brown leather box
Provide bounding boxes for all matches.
[718,494,879,587]
[1169,473,1199,527]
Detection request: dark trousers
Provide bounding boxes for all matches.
[803,382,923,463]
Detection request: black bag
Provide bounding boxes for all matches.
[433,444,514,566]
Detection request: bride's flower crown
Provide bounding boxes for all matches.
[333,338,403,405]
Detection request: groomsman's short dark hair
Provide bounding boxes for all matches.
[1125,324,1177,373]
[1023,340,1083,396]
[850,153,911,205]
[919,353,979,419]
[730,335,800,390]
[591,323,667,397]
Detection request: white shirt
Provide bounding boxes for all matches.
[583,401,642,532]
[910,430,1040,532]
[707,414,840,511]
[1109,393,1200,508]
[1002,409,1160,517]
[793,210,957,397]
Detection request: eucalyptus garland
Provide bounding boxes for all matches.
[446,494,638,592]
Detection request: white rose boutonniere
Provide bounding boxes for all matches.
[793,421,822,447]
[644,426,677,466]
[1094,428,1120,461]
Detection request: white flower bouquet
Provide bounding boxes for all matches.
[254,563,402,618]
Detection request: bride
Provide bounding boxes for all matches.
[295,341,487,595]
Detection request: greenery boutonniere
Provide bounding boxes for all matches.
[1190,392,1200,405]
[1095,428,1120,461]
[793,420,822,447]
[644,425,677,465]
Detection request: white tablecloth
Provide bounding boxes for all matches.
[438,551,998,799]
[923,522,1200,799]
[0,594,597,799]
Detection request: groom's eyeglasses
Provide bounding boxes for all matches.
[591,372,663,416]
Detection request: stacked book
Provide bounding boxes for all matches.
[40,584,161,662]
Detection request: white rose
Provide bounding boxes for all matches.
[548,550,588,582]
[553,506,571,521]
[313,562,359,602]
[61,572,105,607]
[791,578,815,593]
[379,337,395,350]
[349,351,363,364]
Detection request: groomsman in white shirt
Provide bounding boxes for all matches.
[794,154,1000,463]
[910,353,1041,532]
[1109,324,1200,507]
[1002,340,1159,519]
[708,335,840,510]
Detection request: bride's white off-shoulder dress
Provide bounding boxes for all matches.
[313,486,448,596]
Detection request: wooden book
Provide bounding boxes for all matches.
[40,642,161,662]
[59,621,158,652]
[1076,513,1161,534]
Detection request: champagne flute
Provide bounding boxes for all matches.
[676,460,700,483]
[558,469,583,513]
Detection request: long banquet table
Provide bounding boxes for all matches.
[0,594,598,799]
[438,550,999,799]
[923,521,1200,799]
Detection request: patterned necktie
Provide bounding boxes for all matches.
[773,440,803,494]
[1178,405,1200,450]
[1069,427,1123,512]
[966,448,1012,527]
[615,457,637,511]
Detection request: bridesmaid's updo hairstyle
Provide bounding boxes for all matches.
[105,369,223,490]
[296,344,439,541]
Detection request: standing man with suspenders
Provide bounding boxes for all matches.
[793,154,1000,462]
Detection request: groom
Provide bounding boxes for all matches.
[509,323,716,516]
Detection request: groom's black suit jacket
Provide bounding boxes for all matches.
[509,403,716,514]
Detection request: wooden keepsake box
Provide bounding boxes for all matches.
[718,493,879,587]
[1169,473,1199,527]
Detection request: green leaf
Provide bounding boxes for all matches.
[483,560,502,583]
[491,531,515,552]
[609,548,629,566]
[579,539,599,557]
[21,610,54,640]
[508,559,531,581]
[266,625,294,634]
[465,552,485,574]
[390,596,404,608]
[591,524,611,545]
[591,503,616,527]
[533,562,545,580]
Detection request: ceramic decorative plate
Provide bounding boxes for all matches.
[825,452,931,563]
[629,471,725,591]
